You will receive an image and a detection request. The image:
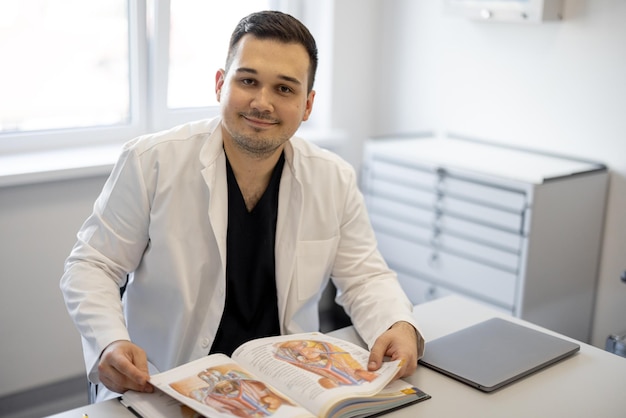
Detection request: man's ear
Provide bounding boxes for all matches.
[302,90,315,122]
[215,69,226,102]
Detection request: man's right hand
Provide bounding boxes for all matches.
[98,340,153,394]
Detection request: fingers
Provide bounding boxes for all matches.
[98,340,153,394]
[367,341,385,372]
[368,321,421,379]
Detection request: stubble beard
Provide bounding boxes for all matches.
[229,112,289,159]
[231,131,286,160]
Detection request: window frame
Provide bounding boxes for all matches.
[147,0,221,132]
[149,0,282,131]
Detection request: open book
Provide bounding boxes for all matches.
[120,332,430,418]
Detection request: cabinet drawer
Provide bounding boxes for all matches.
[437,215,523,253]
[366,178,524,232]
[439,175,527,212]
[396,272,454,305]
[370,212,432,243]
[438,194,524,233]
[367,195,432,227]
[368,177,432,208]
[372,213,520,272]
[395,271,515,315]
[367,195,523,252]
[439,234,519,272]
[367,158,528,213]
[369,158,435,189]
[377,231,517,308]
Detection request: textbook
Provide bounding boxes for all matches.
[120,332,430,418]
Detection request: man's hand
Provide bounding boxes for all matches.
[98,340,153,394]
[367,321,424,379]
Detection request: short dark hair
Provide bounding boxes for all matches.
[226,10,318,93]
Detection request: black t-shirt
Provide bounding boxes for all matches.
[209,152,285,356]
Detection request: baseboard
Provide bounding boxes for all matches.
[0,375,89,418]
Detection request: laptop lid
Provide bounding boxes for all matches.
[418,317,580,392]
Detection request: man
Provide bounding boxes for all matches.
[60,10,423,402]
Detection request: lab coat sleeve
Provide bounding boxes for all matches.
[60,142,151,383]
[330,167,420,350]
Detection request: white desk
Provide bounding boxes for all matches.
[48,295,626,417]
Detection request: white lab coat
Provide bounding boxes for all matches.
[60,117,417,399]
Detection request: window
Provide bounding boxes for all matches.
[0,0,276,154]
[0,0,130,133]
[148,0,276,131]
[168,1,264,109]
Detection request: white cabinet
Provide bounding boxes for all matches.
[362,137,608,342]
[444,0,564,23]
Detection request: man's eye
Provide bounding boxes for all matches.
[241,79,255,86]
[278,85,293,94]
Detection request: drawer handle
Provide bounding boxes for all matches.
[435,168,447,192]
[434,200,444,214]
[428,252,439,267]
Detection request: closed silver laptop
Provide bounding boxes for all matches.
[418,317,580,392]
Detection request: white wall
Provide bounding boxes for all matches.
[327,0,380,168]
[0,176,106,396]
[332,0,626,347]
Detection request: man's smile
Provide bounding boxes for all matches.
[241,113,279,129]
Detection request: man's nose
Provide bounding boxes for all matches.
[250,87,274,112]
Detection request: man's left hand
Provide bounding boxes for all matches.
[367,321,424,379]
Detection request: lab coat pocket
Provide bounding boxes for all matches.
[296,236,339,301]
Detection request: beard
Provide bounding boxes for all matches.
[227,111,290,159]
[231,131,285,158]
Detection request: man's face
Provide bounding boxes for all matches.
[215,35,315,158]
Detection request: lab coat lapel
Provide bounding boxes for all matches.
[199,128,228,273]
[275,142,302,333]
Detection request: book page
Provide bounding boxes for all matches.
[232,333,402,417]
[121,389,205,418]
[149,353,314,418]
